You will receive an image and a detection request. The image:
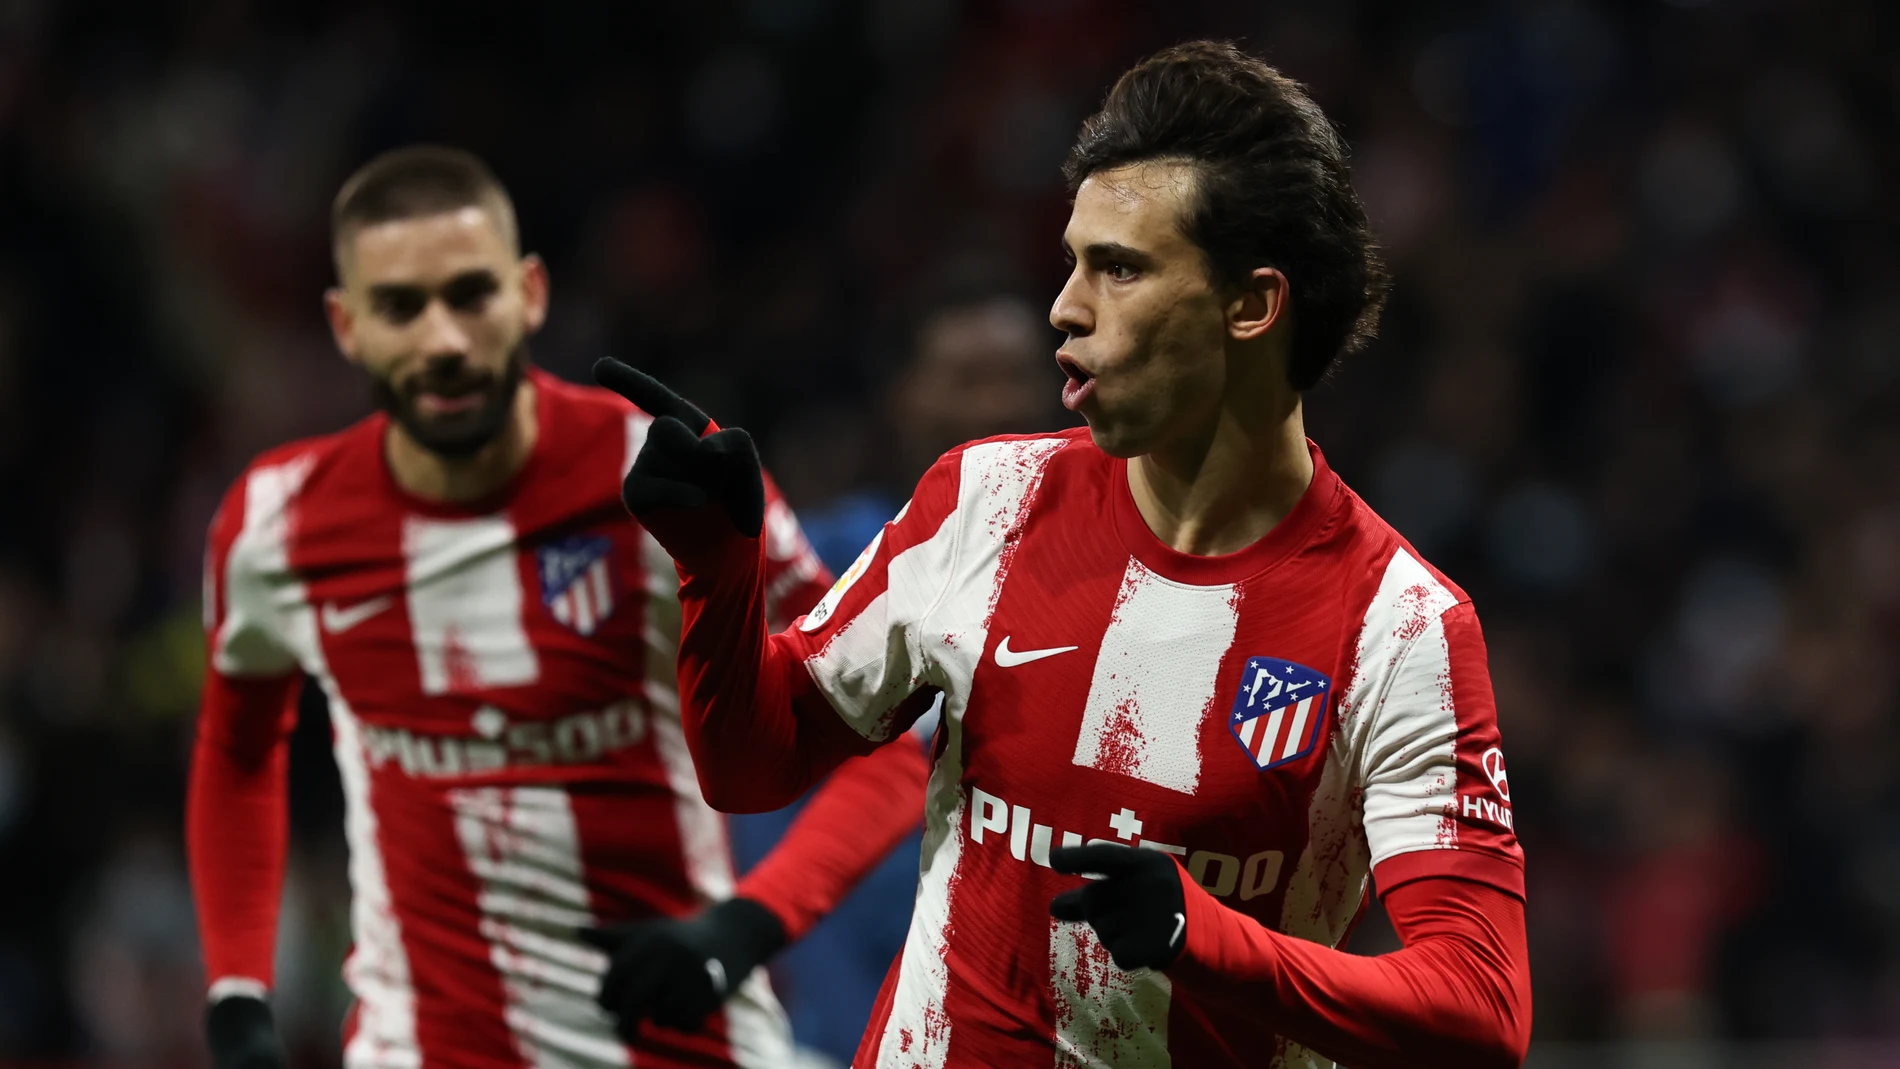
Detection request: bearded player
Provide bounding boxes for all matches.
[187,146,929,1069]
[592,42,1531,1069]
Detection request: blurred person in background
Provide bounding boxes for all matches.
[595,41,1528,1069]
[793,282,1064,573]
[187,145,928,1069]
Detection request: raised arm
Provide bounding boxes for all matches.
[594,359,948,811]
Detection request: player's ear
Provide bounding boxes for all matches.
[323,288,362,365]
[1226,266,1288,343]
[519,254,550,333]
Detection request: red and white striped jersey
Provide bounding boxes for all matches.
[781,430,1524,1069]
[196,370,830,1069]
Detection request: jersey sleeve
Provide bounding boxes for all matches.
[660,450,965,812]
[758,471,832,631]
[188,473,303,997]
[1359,598,1525,899]
[734,724,932,939]
[1174,869,1531,1069]
[773,449,967,743]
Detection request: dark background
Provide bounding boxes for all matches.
[1,0,1897,1065]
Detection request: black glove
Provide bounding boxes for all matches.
[1049,843,1188,972]
[593,358,765,538]
[204,994,287,1069]
[581,897,788,1039]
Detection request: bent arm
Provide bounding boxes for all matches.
[1176,874,1531,1069]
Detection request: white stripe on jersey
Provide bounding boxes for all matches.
[449,786,630,1069]
[1350,550,1464,869]
[876,735,965,1069]
[331,693,423,1069]
[213,457,313,676]
[403,515,540,694]
[1049,918,1170,1068]
[219,461,420,1068]
[872,436,1068,1069]
[1071,559,1239,795]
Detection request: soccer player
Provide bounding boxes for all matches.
[187,146,928,1069]
[591,42,1531,1069]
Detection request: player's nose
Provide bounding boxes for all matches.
[1049,270,1093,338]
[414,296,473,358]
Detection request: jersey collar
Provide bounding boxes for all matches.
[1107,439,1344,586]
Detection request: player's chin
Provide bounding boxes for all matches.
[402,404,508,458]
[1079,407,1154,459]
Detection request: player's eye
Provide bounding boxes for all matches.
[1106,262,1138,282]
[444,273,500,313]
[373,289,427,323]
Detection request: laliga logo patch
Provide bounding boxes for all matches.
[1482,747,1510,802]
[1227,656,1330,771]
[799,527,882,632]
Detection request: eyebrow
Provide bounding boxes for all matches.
[365,269,499,301]
[1072,241,1154,267]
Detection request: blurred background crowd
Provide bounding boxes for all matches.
[1,0,1897,1065]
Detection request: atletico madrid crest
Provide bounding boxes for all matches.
[537,535,616,636]
[1228,656,1330,771]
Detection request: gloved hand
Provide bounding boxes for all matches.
[1049,843,1189,971]
[592,358,764,538]
[581,897,789,1039]
[204,993,287,1069]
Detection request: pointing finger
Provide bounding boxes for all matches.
[593,358,711,435]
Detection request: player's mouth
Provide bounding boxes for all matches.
[410,376,493,418]
[1056,352,1096,412]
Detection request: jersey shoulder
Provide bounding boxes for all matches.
[925,426,1095,492]
[210,416,382,545]
[1330,479,1473,608]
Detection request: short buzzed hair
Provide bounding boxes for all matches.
[330,145,519,276]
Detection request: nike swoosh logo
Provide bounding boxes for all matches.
[994,636,1080,668]
[322,596,394,634]
[1169,911,1186,948]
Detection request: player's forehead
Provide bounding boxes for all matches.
[341,206,514,287]
[1063,161,1201,257]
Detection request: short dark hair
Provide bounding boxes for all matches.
[1064,41,1388,391]
[330,145,518,274]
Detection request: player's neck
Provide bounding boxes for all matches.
[385,378,540,504]
[1127,387,1312,558]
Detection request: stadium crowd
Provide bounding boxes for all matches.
[0,0,1895,1064]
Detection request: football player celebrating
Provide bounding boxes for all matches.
[593,41,1530,1069]
[187,146,928,1069]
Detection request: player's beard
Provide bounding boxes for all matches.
[373,342,530,460]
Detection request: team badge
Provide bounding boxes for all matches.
[1227,657,1331,770]
[538,535,616,636]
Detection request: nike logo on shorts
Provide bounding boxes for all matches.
[994,636,1080,668]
